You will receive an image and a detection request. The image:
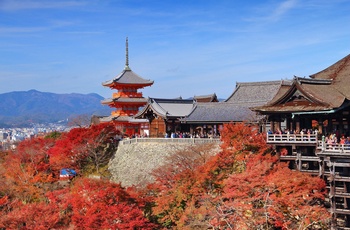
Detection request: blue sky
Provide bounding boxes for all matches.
[1,0,350,100]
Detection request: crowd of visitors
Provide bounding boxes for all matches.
[267,128,317,136]
[267,127,350,150]
[165,131,220,139]
[126,131,220,139]
[325,133,350,147]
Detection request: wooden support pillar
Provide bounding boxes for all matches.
[318,118,323,135]
[276,121,281,132]
[296,121,300,133]
[290,120,293,132]
[296,151,302,171]
[330,162,337,229]
[344,181,348,209]
[271,121,275,133]
[318,158,324,178]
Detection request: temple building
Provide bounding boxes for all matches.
[135,97,195,137]
[252,54,350,228]
[101,38,154,136]
[179,80,290,136]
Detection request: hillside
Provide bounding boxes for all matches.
[0,89,112,127]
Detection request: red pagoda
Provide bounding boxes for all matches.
[101,38,154,136]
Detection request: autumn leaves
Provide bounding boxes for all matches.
[0,123,331,229]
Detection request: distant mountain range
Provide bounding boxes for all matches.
[0,90,112,128]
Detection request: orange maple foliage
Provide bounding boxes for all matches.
[0,123,159,229]
[68,178,156,229]
[211,154,329,229]
[49,123,120,175]
[0,200,62,229]
[0,122,331,229]
[2,138,55,202]
[147,123,330,229]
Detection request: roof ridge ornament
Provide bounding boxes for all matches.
[124,37,131,70]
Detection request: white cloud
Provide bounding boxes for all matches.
[244,0,298,22]
[270,0,298,21]
[0,20,79,35]
[0,0,85,11]
[0,26,46,33]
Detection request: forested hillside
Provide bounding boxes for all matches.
[0,90,112,127]
[0,123,330,229]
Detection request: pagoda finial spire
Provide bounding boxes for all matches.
[124,37,131,70]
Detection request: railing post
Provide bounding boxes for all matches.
[322,141,325,151]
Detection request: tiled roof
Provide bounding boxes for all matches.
[182,81,291,124]
[100,115,128,122]
[183,102,259,123]
[310,54,350,99]
[297,78,344,107]
[102,69,154,87]
[263,81,296,106]
[135,98,195,119]
[252,76,346,113]
[225,80,290,106]
[194,93,218,102]
[101,97,148,105]
[100,115,148,123]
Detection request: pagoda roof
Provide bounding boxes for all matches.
[100,115,148,123]
[135,97,195,119]
[101,97,148,105]
[102,69,154,87]
[182,102,259,124]
[102,37,154,88]
[99,115,127,122]
[225,80,291,106]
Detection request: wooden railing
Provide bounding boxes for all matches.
[317,142,350,154]
[120,137,221,145]
[267,134,350,154]
[267,134,318,144]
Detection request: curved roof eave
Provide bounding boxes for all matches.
[134,101,151,118]
[111,82,154,87]
[295,80,330,106]
[149,99,168,117]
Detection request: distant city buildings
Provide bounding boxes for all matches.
[0,123,67,151]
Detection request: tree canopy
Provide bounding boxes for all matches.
[0,122,330,229]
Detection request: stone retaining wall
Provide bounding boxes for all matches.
[108,142,220,187]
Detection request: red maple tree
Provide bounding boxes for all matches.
[68,178,156,229]
[147,123,330,229]
[49,123,120,176]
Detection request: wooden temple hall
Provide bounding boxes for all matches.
[252,54,350,229]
